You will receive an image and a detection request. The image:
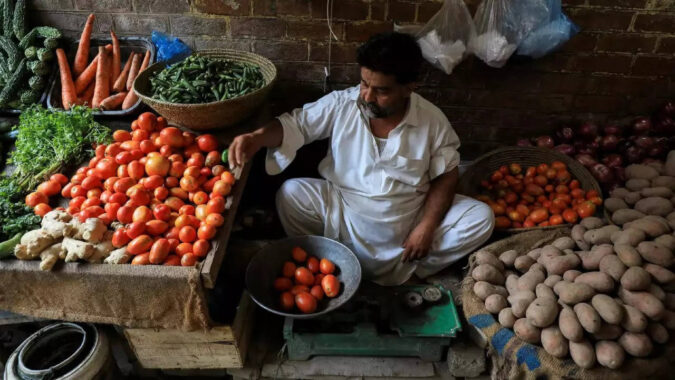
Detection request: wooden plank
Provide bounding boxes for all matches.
[232,291,255,366]
[200,161,251,289]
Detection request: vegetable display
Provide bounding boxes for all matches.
[0,0,62,109]
[476,161,601,229]
[149,55,265,104]
[17,112,238,269]
[273,246,341,314]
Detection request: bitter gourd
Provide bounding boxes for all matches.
[18,27,61,50]
[28,75,44,91]
[12,0,25,40]
[36,47,52,62]
[0,58,27,107]
[2,0,12,39]
[43,37,59,50]
[0,35,18,71]
[27,60,48,76]
[19,89,38,105]
[23,45,36,59]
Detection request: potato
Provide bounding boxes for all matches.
[559,305,584,342]
[541,326,569,358]
[651,176,675,191]
[574,303,602,333]
[499,249,518,268]
[618,287,665,321]
[592,323,624,340]
[544,274,562,288]
[641,186,674,199]
[654,234,675,250]
[621,304,648,333]
[643,263,675,285]
[475,250,505,272]
[624,191,642,206]
[604,197,629,214]
[536,283,557,300]
[514,255,535,273]
[665,293,675,310]
[575,271,615,293]
[662,310,675,330]
[611,187,630,199]
[505,274,520,295]
[646,160,664,175]
[552,237,576,251]
[635,197,674,217]
[554,280,570,295]
[637,241,674,267]
[618,332,653,357]
[595,340,625,370]
[514,318,541,344]
[473,281,508,300]
[580,244,614,271]
[517,270,545,292]
[569,339,596,369]
[529,263,545,274]
[472,264,505,285]
[509,290,536,318]
[584,225,621,245]
[599,255,627,282]
[545,254,581,276]
[611,228,646,246]
[614,244,643,267]
[626,164,659,180]
[526,297,558,328]
[647,322,669,344]
[591,294,624,324]
[625,217,672,238]
[498,307,516,328]
[537,245,562,265]
[668,211,675,221]
[571,225,590,251]
[580,216,604,230]
[526,248,542,260]
[559,282,596,305]
[666,151,675,176]
[485,294,508,314]
[649,284,665,301]
[626,178,651,191]
[612,209,646,225]
[563,270,582,282]
[620,267,652,291]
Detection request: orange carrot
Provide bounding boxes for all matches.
[100,92,127,110]
[126,52,141,91]
[56,48,78,110]
[113,52,134,93]
[74,44,112,95]
[92,46,110,108]
[139,50,151,72]
[73,13,96,77]
[121,88,138,110]
[110,31,120,88]
[80,80,96,108]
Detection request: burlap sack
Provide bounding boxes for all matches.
[462,228,675,380]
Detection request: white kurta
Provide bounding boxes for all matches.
[267,86,494,285]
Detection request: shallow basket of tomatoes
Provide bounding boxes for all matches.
[457,146,603,233]
[245,235,362,319]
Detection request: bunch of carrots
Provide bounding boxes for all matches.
[55,14,150,111]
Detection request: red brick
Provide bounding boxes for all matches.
[538,73,590,94]
[631,56,675,76]
[595,34,656,53]
[370,0,386,20]
[278,0,311,16]
[657,37,675,54]
[75,0,132,12]
[309,42,358,63]
[633,14,675,33]
[329,64,360,83]
[276,62,326,81]
[112,14,169,35]
[231,17,285,38]
[194,38,252,51]
[436,89,470,107]
[254,40,308,61]
[133,0,189,13]
[30,11,112,33]
[570,54,633,74]
[345,21,393,42]
[587,0,647,8]
[194,0,251,15]
[171,15,228,35]
[311,0,368,20]
[527,53,575,72]
[417,1,443,23]
[252,0,275,15]
[590,76,669,96]
[572,95,626,112]
[29,0,75,10]
[566,8,633,31]
[624,95,671,114]
[287,20,345,40]
[388,1,416,23]
[559,32,597,52]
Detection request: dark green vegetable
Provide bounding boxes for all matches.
[221,149,228,165]
[0,177,40,241]
[0,58,26,107]
[28,75,44,91]
[17,27,35,49]
[17,27,60,50]
[43,37,58,50]
[19,89,38,105]
[12,0,25,40]
[24,45,36,59]
[36,47,52,62]
[2,0,12,38]
[27,59,48,76]
[0,35,18,71]
[149,55,265,104]
[0,232,24,259]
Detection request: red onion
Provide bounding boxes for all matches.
[577,122,599,140]
[647,142,666,158]
[536,136,555,149]
[516,138,533,147]
[663,101,675,117]
[654,117,675,135]
[555,127,575,143]
[575,154,597,167]
[624,146,644,164]
[600,135,620,151]
[634,136,654,149]
[613,166,626,182]
[601,154,623,168]
[590,163,615,184]
[603,124,622,136]
[554,144,575,156]
[631,117,651,135]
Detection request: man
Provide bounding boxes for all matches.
[229,32,494,285]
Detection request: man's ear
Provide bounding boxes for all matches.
[404,82,417,96]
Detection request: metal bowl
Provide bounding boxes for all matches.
[245,235,362,319]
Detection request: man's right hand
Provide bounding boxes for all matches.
[228,133,262,167]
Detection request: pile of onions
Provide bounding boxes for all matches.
[522,101,675,192]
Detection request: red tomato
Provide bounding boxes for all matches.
[292,246,308,263]
[295,267,314,286]
[113,178,136,194]
[50,173,69,185]
[193,239,210,258]
[129,149,144,161]
[196,134,218,152]
[170,187,188,200]
[103,177,118,192]
[154,186,169,200]
[206,197,225,214]
[163,256,181,266]
[200,167,211,177]
[280,292,295,311]
[108,192,127,204]
[321,274,340,298]
[112,229,131,248]
[127,235,153,255]
[167,238,180,252]
[30,203,51,217]
[69,196,86,210]
[195,204,209,221]
[205,213,224,227]
[168,161,186,178]
[274,277,293,292]
[159,127,184,147]
[178,226,197,243]
[126,222,146,239]
[291,285,310,295]
[149,238,171,264]
[61,183,74,198]
[314,273,325,286]
[133,206,153,223]
[105,143,123,158]
[183,132,196,147]
[115,151,132,165]
[138,112,157,131]
[140,139,156,154]
[87,188,102,199]
[37,180,61,196]
[146,156,170,177]
[221,172,235,186]
[25,192,48,207]
[93,158,116,179]
[282,261,296,278]
[205,151,221,167]
[127,160,144,180]
[129,188,150,205]
[193,191,209,205]
[310,285,325,300]
[186,153,205,168]
[197,224,216,240]
[81,197,101,209]
[181,253,198,266]
[319,258,335,274]
[113,130,132,142]
[175,242,193,256]
[153,204,171,221]
[295,292,317,314]
[117,164,128,178]
[95,144,106,158]
[131,129,149,142]
[306,257,320,273]
[212,165,226,177]
[179,205,195,216]
[104,202,120,219]
[131,253,150,265]
[146,220,169,236]
[156,116,168,130]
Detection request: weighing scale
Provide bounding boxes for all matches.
[283,283,462,361]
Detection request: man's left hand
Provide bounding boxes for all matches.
[401,221,436,262]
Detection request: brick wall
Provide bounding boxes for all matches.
[30,0,675,155]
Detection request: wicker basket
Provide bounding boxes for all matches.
[457,146,602,233]
[133,49,277,130]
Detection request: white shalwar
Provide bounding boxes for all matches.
[267,86,494,286]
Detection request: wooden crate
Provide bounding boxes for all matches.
[123,291,255,369]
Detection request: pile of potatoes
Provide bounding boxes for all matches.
[471,214,674,370]
[605,151,675,226]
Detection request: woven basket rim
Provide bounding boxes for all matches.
[134,49,277,108]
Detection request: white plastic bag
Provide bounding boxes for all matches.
[413,0,476,74]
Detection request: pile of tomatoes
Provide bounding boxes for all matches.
[24,112,236,266]
[477,161,601,229]
[273,246,341,314]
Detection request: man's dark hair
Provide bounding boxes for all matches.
[356,32,423,84]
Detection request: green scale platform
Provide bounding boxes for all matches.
[283,283,462,361]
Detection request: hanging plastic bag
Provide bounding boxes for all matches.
[517,0,579,58]
[413,0,476,74]
[152,31,192,63]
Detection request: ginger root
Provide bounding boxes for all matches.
[41,210,74,238]
[61,237,96,262]
[88,231,114,263]
[104,247,131,264]
[15,229,57,259]
[66,218,107,243]
[39,243,62,271]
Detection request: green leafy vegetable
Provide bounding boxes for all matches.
[0,177,39,240]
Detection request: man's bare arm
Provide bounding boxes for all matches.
[228,119,284,167]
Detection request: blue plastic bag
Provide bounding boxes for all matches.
[151,31,192,63]
[517,0,579,58]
